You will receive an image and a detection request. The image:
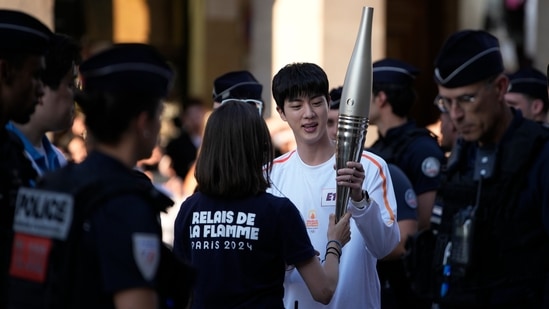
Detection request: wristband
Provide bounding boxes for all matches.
[326,240,343,250]
[325,251,340,263]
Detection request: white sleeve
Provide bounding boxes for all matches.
[348,151,400,258]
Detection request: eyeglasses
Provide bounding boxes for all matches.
[434,82,493,113]
[433,95,476,113]
[220,98,263,116]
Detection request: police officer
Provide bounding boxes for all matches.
[368,58,444,232]
[211,70,264,113]
[367,59,445,308]
[0,9,52,309]
[432,30,549,308]
[504,67,549,126]
[8,43,192,309]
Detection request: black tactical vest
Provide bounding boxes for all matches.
[369,127,438,165]
[7,163,194,309]
[0,130,37,309]
[434,119,549,306]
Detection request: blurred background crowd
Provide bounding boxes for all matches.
[3,0,546,240]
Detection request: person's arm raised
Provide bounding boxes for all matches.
[296,212,351,304]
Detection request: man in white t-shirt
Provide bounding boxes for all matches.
[269,62,399,309]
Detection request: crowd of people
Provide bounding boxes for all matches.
[1,7,549,309]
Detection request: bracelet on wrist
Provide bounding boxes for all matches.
[325,251,341,263]
[326,246,342,257]
[326,240,343,250]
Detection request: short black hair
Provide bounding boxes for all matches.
[373,83,417,117]
[272,62,329,111]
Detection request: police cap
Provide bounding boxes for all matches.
[0,9,52,54]
[212,70,262,102]
[79,43,174,97]
[373,58,419,86]
[507,67,549,107]
[434,30,504,88]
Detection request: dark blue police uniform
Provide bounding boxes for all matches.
[0,131,37,308]
[431,29,549,308]
[378,164,420,309]
[78,151,166,308]
[8,151,176,309]
[6,43,193,309]
[0,9,52,309]
[369,121,445,197]
[435,109,549,308]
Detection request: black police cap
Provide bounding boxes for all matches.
[0,9,52,54]
[79,43,174,98]
[373,58,419,86]
[507,67,549,107]
[212,70,262,102]
[434,30,504,88]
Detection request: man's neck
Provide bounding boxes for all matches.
[478,107,513,147]
[296,136,336,166]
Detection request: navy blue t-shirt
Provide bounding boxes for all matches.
[174,192,315,309]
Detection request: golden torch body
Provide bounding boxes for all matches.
[335,6,374,221]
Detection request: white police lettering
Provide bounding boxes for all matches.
[132,233,160,281]
[190,210,258,251]
[13,187,74,240]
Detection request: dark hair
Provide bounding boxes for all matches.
[195,100,273,198]
[272,62,329,111]
[373,83,417,117]
[75,91,160,144]
[42,33,82,90]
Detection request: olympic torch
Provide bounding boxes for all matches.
[335,6,373,221]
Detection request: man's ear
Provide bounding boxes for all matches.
[135,110,151,137]
[375,91,388,107]
[276,106,287,122]
[494,74,510,100]
[531,98,544,115]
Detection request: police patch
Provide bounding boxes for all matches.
[421,157,441,177]
[405,188,417,209]
[132,233,160,281]
[13,187,74,240]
